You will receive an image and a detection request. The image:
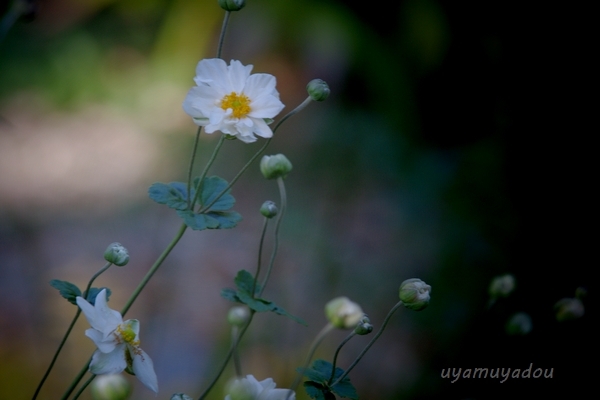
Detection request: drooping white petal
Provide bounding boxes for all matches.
[85,328,118,353]
[249,118,274,139]
[76,290,122,334]
[89,346,127,375]
[132,348,159,393]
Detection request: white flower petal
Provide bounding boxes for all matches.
[228,60,253,93]
[249,118,273,139]
[89,347,127,375]
[132,348,159,393]
[194,58,229,90]
[258,388,295,400]
[85,328,117,353]
[76,290,122,334]
[243,74,277,99]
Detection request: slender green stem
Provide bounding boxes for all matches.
[331,301,404,386]
[216,11,231,59]
[327,331,357,384]
[287,323,335,400]
[72,375,95,400]
[197,312,255,400]
[32,262,112,400]
[60,356,92,400]
[190,135,226,210]
[231,326,242,378]
[187,126,203,209]
[121,223,188,316]
[271,96,313,134]
[251,217,269,297]
[258,178,286,297]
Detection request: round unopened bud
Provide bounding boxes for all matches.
[354,315,373,335]
[399,278,431,311]
[218,0,246,12]
[171,394,193,400]
[104,243,129,266]
[554,298,585,322]
[489,274,515,299]
[260,154,292,180]
[306,79,330,101]
[260,201,278,218]
[325,297,364,329]
[505,312,532,335]
[91,374,131,400]
[228,306,251,327]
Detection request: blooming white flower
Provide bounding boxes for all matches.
[183,58,285,143]
[76,289,158,393]
[225,374,295,400]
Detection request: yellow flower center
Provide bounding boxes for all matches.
[220,92,251,119]
[116,324,141,355]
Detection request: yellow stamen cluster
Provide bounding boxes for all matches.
[116,324,141,355]
[220,92,251,119]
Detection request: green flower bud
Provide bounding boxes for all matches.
[104,243,129,266]
[91,374,131,400]
[260,154,292,180]
[306,79,330,101]
[354,315,373,335]
[488,274,515,299]
[554,298,585,322]
[399,278,431,311]
[228,306,251,327]
[505,312,532,335]
[218,0,245,12]
[325,296,364,329]
[260,200,278,218]
[171,394,193,400]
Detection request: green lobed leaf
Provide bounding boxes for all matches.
[50,280,82,305]
[234,270,259,295]
[205,211,243,229]
[200,176,235,211]
[303,382,333,400]
[221,288,240,303]
[331,379,358,400]
[148,182,194,211]
[272,304,308,326]
[298,360,358,399]
[176,210,220,231]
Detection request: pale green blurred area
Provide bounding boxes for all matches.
[0,0,520,399]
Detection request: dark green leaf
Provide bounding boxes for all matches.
[86,287,112,305]
[303,382,331,400]
[200,176,235,211]
[148,182,194,211]
[205,211,242,229]
[50,280,82,305]
[234,270,258,295]
[221,288,240,302]
[272,304,308,326]
[331,379,358,399]
[176,210,220,231]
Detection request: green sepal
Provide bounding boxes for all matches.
[148,182,193,211]
[298,359,358,400]
[50,280,82,305]
[220,270,307,326]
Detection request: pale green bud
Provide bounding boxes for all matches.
[505,312,532,335]
[228,306,251,327]
[260,154,292,180]
[104,242,129,266]
[218,0,245,12]
[554,298,585,321]
[488,274,516,299]
[399,278,431,311]
[354,315,373,335]
[260,200,278,218]
[91,374,131,400]
[325,297,364,329]
[306,79,330,101]
[171,394,193,400]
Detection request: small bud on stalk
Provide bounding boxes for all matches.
[218,0,245,12]
[91,374,131,400]
[260,154,293,180]
[354,315,373,335]
[260,201,278,218]
[104,242,129,266]
[228,306,251,327]
[325,297,364,329]
[399,278,431,311]
[306,79,330,101]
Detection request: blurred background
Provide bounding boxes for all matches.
[0,0,592,399]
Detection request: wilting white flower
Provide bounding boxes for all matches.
[183,58,285,143]
[225,374,294,400]
[76,289,158,393]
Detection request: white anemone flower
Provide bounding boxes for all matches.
[76,289,158,393]
[183,58,285,143]
[225,374,295,400]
